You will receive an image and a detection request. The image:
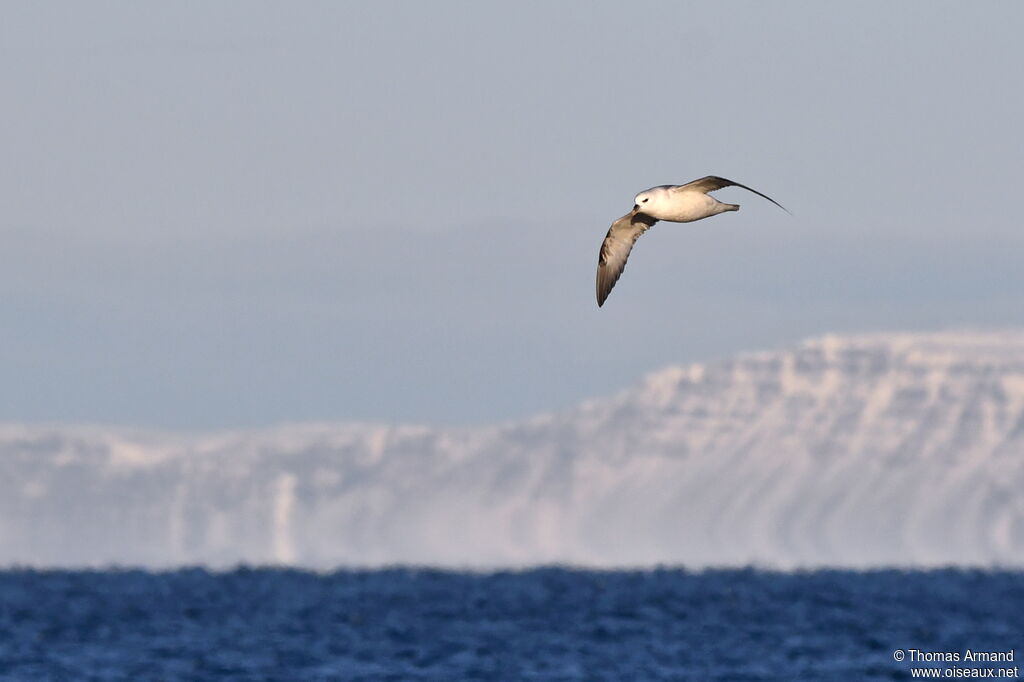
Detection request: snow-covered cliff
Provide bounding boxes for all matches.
[3,330,1023,568]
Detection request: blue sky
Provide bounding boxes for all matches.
[2,2,1023,428]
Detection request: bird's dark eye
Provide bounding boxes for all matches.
[642,198,648,203]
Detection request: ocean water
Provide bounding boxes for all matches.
[0,568,1020,681]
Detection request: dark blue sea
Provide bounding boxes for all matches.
[0,567,1020,681]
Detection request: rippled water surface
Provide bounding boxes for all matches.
[0,568,1021,681]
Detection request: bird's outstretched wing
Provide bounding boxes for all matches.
[596,209,658,307]
[674,175,789,213]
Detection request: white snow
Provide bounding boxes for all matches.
[1,329,1023,568]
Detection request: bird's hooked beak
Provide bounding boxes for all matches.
[632,204,639,212]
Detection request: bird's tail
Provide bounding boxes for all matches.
[723,203,740,212]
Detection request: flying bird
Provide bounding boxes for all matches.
[596,176,788,306]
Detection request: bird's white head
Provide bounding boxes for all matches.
[633,187,665,212]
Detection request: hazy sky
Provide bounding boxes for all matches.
[3,2,1023,428]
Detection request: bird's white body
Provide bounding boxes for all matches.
[634,185,738,223]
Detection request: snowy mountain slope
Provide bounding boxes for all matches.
[2,330,1023,568]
